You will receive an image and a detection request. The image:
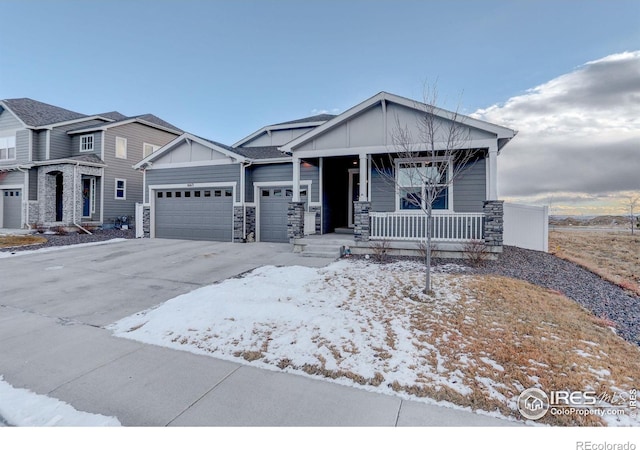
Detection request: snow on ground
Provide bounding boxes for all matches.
[0,376,120,426]
[109,259,638,426]
[0,239,127,258]
[109,259,500,416]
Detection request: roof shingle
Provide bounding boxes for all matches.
[2,98,87,127]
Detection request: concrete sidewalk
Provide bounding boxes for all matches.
[0,239,522,426]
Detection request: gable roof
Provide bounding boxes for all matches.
[1,98,87,127]
[133,133,247,169]
[272,113,337,126]
[280,91,517,154]
[232,113,335,148]
[67,115,182,135]
[97,111,128,121]
[231,145,289,160]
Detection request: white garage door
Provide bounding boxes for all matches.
[2,189,22,229]
[154,188,233,241]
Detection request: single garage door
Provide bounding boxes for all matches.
[259,186,307,243]
[2,189,22,228]
[155,188,233,241]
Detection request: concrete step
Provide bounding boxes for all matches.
[301,250,341,259]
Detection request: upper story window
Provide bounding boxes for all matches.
[115,136,127,159]
[80,134,94,152]
[143,142,161,158]
[0,136,16,161]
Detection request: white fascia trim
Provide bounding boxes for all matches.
[33,158,107,168]
[248,157,292,165]
[67,118,180,136]
[0,101,29,128]
[134,133,245,169]
[281,92,517,153]
[293,138,498,159]
[33,115,115,130]
[45,130,50,160]
[0,183,24,190]
[149,159,239,170]
[232,121,328,148]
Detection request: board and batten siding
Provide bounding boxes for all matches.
[245,162,319,203]
[296,102,496,153]
[103,123,179,221]
[242,127,315,147]
[146,164,242,202]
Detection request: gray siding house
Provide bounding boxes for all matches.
[135,92,516,253]
[0,98,181,229]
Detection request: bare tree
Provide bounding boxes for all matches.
[374,85,479,294]
[625,194,639,235]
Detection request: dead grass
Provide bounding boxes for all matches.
[0,235,47,248]
[549,230,640,295]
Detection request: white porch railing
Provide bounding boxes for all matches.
[370,212,484,242]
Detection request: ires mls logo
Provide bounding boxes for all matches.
[517,388,550,420]
[517,388,600,420]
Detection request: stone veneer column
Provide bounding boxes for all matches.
[353,201,371,242]
[233,206,245,242]
[245,206,256,241]
[287,202,305,241]
[483,200,504,247]
[143,205,150,238]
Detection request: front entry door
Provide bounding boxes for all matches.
[82,178,95,217]
[347,169,360,228]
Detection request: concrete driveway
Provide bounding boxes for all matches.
[0,238,519,426]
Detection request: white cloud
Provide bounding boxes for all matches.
[473,51,640,214]
[311,108,341,115]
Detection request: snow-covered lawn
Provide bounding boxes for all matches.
[109,259,640,426]
[0,376,120,426]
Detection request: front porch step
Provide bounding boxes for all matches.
[294,236,355,259]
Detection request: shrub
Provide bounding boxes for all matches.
[463,239,489,267]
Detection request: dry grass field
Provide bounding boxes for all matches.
[0,235,47,248]
[549,230,640,296]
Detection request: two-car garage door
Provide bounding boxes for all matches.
[154,188,233,241]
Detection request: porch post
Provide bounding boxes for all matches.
[292,156,301,202]
[487,144,498,200]
[358,153,368,201]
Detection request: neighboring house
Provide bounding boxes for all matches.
[135,92,517,254]
[0,98,182,229]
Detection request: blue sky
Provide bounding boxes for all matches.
[1,0,639,214]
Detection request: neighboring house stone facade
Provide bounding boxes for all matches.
[0,98,181,229]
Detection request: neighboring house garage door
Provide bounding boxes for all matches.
[259,186,307,243]
[154,188,233,241]
[2,189,22,228]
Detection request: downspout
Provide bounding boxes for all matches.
[72,162,92,235]
[241,160,253,240]
[15,166,31,230]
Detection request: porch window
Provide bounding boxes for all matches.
[396,158,450,211]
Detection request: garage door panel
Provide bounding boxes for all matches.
[2,189,22,229]
[259,187,306,243]
[155,189,232,241]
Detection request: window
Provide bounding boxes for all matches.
[157,192,163,198]
[194,191,201,197]
[115,179,126,199]
[204,191,211,197]
[396,159,450,211]
[80,134,94,152]
[115,137,127,159]
[184,191,191,198]
[143,142,161,158]
[0,136,16,161]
